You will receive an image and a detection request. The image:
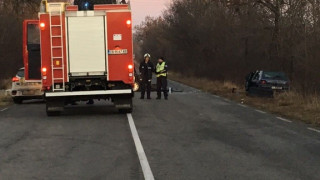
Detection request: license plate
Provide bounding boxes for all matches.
[108,49,128,55]
[272,86,282,90]
[22,90,35,95]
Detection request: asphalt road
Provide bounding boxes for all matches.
[0,80,320,180]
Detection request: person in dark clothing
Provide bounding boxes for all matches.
[139,53,154,99]
[155,57,168,100]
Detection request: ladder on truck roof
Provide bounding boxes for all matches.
[49,3,65,92]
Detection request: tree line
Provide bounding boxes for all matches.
[134,0,320,94]
[0,0,40,80]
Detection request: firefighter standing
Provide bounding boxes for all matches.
[156,57,168,100]
[139,53,154,99]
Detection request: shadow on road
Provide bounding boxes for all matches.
[62,104,120,117]
[21,99,45,105]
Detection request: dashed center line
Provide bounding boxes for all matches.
[255,109,266,114]
[127,113,154,180]
[0,108,8,112]
[277,117,292,123]
[308,127,320,133]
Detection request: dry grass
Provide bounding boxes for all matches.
[169,72,320,126]
[0,79,12,107]
[0,79,11,90]
[0,93,11,107]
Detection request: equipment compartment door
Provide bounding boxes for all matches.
[67,16,106,75]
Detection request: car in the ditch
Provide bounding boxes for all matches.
[245,70,290,96]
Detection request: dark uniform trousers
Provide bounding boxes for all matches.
[141,79,151,98]
[157,76,168,98]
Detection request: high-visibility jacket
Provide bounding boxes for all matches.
[156,62,167,77]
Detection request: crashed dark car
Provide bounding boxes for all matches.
[245,71,290,96]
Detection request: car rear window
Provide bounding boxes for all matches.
[17,69,25,78]
[262,72,288,80]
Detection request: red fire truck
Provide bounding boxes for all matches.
[38,0,134,116]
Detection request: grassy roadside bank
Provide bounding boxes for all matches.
[0,93,11,107]
[169,72,320,126]
[0,79,12,107]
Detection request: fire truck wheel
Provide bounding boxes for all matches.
[13,97,23,104]
[116,97,133,113]
[46,99,63,116]
[118,108,132,114]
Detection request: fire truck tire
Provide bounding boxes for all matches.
[13,97,23,104]
[118,107,132,114]
[116,98,133,113]
[46,98,63,116]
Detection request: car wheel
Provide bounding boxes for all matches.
[246,87,254,96]
[13,97,23,104]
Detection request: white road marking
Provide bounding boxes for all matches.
[223,98,230,102]
[277,117,292,123]
[308,127,320,133]
[0,108,8,112]
[255,109,266,114]
[212,95,220,98]
[238,104,247,108]
[127,113,154,180]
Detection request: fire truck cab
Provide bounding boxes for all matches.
[39,0,134,116]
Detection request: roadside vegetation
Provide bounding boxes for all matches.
[170,72,320,126]
[0,78,11,90]
[0,0,39,81]
[134,0,320,93]
[0,94,11,107]
[134,0,320,126]
[0,79,12,107]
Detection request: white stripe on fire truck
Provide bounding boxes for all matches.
[45,89,132,97]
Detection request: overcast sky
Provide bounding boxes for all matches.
[130,0,171,27]
[69,0,170,26]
